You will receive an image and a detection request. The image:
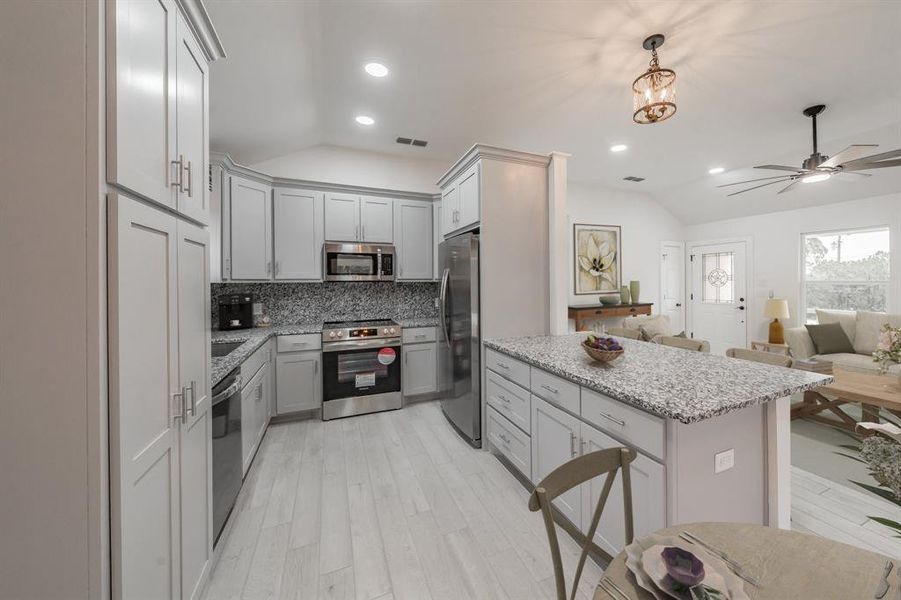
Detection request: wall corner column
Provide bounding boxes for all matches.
[548,152,571,335]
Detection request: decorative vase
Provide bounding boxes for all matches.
[629,280,641,304]
[620,285,631,304]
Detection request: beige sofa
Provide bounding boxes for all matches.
[784,309,901,375]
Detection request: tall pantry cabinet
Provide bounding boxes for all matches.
[106,1,224,599]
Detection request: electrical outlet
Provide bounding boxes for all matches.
[714,448,735,474]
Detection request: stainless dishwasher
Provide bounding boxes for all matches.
[211,367,242,545]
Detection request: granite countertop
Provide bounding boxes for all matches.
[211,324,322,387]
[210,319,440,387]
[484,333,833,424]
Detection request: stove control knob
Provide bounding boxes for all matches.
[382,328,388,335]
[336,331,344,338]
[328,331,336,339]
[389,327,396,334]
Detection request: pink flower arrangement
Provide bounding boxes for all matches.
[873,324,901,374]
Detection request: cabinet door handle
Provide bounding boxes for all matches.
[184,160,193,198]
[314,361,318,375]
[274,261,279,276]
[362,225,365,240]
[598,411,626,427]
[266,261,271,275]
[570,432,577,457]
[172,389,185,423]
[187,380,197,417]
[170,155,184,191]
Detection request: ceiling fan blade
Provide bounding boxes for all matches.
[717,174,797,188]
[754,164,806,173]
[834,170,871,178]
[841,158,901,171]
[818,144,879,169]
[777,179,801,194]
[727,177,796,196]
[841,147,901,167]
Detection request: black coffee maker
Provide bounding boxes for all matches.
[218,294,254,330]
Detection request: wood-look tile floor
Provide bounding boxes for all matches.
[203,400,604,600]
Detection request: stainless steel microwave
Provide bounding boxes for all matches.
[323,242,395,282]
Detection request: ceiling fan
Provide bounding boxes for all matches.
[719,104,901,196]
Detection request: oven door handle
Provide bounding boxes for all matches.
[322,338,401,353]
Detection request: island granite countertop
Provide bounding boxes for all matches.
[484,333,833,424]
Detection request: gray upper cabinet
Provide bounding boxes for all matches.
[173,13,209,224]
[229,175,272,280]
[324,193,394,243]
[323,193,360,242]
[394,200,433,280]
[273,188,323,280]
[360,197,394,242]
[456,162,480,232]
[107,0,212,224]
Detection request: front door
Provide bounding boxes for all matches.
[689,241,748,355]
[660,242,685,333]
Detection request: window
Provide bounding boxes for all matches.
[801,227,890,322]
[702,251,734,304]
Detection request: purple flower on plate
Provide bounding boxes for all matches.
[661,546,705,587]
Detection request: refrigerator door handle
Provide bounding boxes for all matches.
[438,267,451,348]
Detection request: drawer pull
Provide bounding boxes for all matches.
[292,342,308,347]
[496,394,510,404]
[496,361,509,370]
[415,334,426,339]
[540,383,559,395]
[498,433,511,444]
[599,411,626,427]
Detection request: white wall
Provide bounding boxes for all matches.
[249,144,448,194]
[685,192,901,342]
[567,183,685,319]
[1,1,106,597]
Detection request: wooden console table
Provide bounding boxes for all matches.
[568,303,653,332]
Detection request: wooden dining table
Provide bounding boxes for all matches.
[596,522,895,600]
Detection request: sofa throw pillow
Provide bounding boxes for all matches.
[815,309,857,344]
[636,316,673,342]
[854,310,901,356]
[805,322,855,355]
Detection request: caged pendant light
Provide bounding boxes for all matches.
[632,34,677,124]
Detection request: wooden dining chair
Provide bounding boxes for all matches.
[659,335,710,352]
[528,447,637,600]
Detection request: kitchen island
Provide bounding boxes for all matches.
[481,333,832,557]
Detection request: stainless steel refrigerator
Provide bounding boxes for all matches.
[438,232,481,447]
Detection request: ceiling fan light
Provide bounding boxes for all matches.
[801,172,831,184]
[633,34,677,125]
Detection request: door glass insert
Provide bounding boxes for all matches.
[702,251,734,304]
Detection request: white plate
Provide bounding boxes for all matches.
[623,535,750,600]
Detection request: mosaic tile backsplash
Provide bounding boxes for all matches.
[211,281,440,328]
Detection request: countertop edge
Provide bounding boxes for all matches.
[483,339,834,425]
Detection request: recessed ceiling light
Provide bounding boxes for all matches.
[708,167,725,175]
[801,172,830,184]
[355,115,375,126]
[364,62,389,77]
[610,144,628,153]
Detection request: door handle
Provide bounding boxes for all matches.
[675,303,682,307]
[183,160,193,198]
[170,155,184,191]
[736,305,745,311]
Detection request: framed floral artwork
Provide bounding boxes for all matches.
[573,223,621,295]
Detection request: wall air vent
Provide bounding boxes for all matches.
[623,176,645,182]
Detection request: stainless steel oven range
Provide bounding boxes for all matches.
[321,320,403,420]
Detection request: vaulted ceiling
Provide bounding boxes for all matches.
[207,0,901,224]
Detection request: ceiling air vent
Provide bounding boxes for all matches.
[396,137,429,148]
[623,176,645,182]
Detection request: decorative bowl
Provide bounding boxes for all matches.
[599,294,621,306]
[661,546,705,587]
[582,341,624,363]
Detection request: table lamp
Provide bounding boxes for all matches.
[764,299,790,344]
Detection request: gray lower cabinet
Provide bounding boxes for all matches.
[276,351,321,414]
[531,396,582,526]
[402,342,437,395]
[241,359,270,475]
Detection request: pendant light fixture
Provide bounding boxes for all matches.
[632,34,676,124]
